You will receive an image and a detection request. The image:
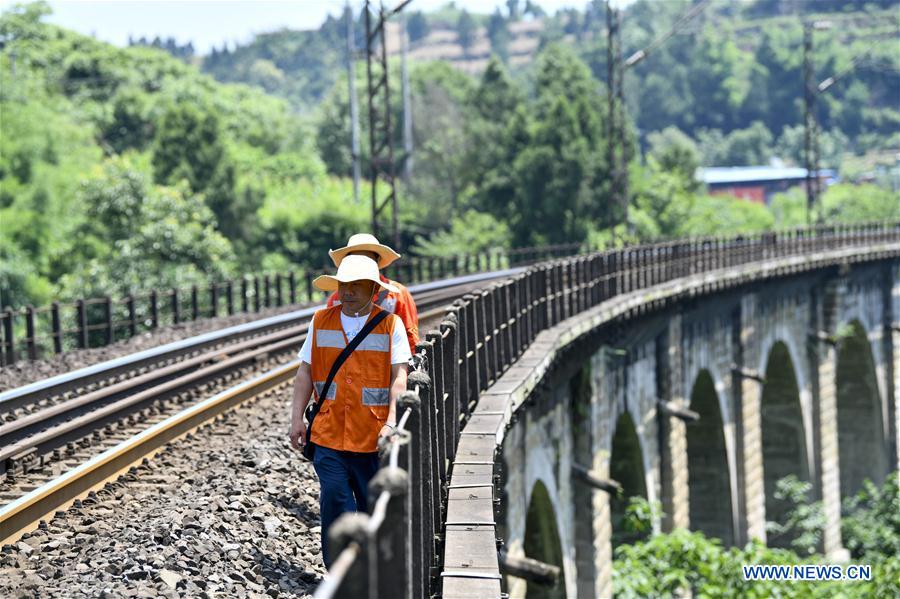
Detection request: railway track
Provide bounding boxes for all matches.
[0,268,524,544]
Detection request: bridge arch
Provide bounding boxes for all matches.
[523,480,566,599]
[609,410,649,548]
[760,340,811,549]
[836,320,889,496]
[686,370,735,545]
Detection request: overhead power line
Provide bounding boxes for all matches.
[624,0,711,68]
[818,37,891,92]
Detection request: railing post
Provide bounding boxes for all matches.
[2,308,14,365]
[264,274,271,308]
[103,296,113,345]
[226,281,235,315]
[368,467,410,598]
[191,285,199,321]
[306,271,315,303]
[76,299,88,348]
[241,278,249,313]
[289,271,297,304]
[441,314,460,461]
[149,291,159,329]
[327,513,371,599]
[171,288,180,325]
[25,305,36,360]
[51,301,62,354]
[210,284,219,318]
[397,391,425,599]
[254,277,261,312]
[126,295,136,337]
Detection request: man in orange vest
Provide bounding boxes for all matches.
[289,255,411,567]
[326,233,419,353]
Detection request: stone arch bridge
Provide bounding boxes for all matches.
[440,235,899,598]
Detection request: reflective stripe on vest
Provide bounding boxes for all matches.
[309,304,394,452]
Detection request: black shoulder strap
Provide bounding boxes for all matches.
[313,309,391,408]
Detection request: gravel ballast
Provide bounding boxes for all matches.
[0,385,326,598]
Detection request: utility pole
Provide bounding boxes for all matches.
[803,20,832,224]
[803,23,817,224]
[347,2,361,204]
[606,0,710,235]
[614,9,629,233]
[401,13,414,181]
[365,0,411,250]
[606,2,623,232]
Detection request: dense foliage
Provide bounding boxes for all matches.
[2,0,899,311]
[0,3,353,307]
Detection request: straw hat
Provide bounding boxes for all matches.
[329,233,401,269]
[313,255,400,293]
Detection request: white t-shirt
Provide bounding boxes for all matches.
[297,311,412,365]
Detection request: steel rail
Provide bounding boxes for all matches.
[0,272,522,476]
[0,273,515,543]
[0,361,298,545]
[0,268,527,411]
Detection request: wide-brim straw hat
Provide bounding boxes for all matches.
[329,233,401,269]
[313,255,400,293]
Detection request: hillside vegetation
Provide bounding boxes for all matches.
[1,0,898,312]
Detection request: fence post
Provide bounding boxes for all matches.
[51,301,62,354]
[226,281,235,315]
[210,284,219,318]
[264,274,271,308]
[397,391,425,599]
[2,308,13,365]
[327,513,371,598]
[25,305,36,360]
[76,299,88,348]
[191,285,199,321]
[150,291,159,329]
[104,296,113,345]
[241,278,249,313]
[306,271,315,303]
[254,277,261,312]
[289,271,297,304]
[126,295,136,337]
[171,288,180,325]
[368,467,410,599]
[441,314,460,461]
[408,364,437,588]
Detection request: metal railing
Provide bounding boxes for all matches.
[0,243,582,366]
[312,222,900,599]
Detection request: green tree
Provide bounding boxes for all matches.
[647,126,701,189]
[407,11,430,43]
[456,10,476,56]
[151,103,248,241]
[487,9,510,61]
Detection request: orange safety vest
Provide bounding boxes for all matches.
[309,304,397,453]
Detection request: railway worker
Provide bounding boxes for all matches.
[325,233,419,353]
[289,254,411,567]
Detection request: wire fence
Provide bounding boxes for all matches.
[0,243,583,366]
[311,222,900,599]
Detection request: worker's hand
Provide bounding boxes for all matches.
[290,417,307,451]
[378,423,397,443]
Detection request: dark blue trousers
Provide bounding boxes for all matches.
[312,445,380,567]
